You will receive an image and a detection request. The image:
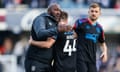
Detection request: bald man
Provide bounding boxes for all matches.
[25,3,61,72]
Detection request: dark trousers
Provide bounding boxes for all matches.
[24,59,52,72]
[77,60,97,72]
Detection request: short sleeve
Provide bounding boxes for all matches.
[73,19,82,30]
[98,26,105,43]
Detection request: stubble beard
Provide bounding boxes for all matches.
[50,12,60,22]
[90,17,98,22]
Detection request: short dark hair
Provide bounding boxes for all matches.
[60,11,68,20]
[89,2,101,10]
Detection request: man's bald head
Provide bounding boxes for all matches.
[47,3,60,12]
[47,3,61,21]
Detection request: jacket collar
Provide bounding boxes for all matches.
[41,13,57,22]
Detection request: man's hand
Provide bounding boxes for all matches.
[28,36,33,44]
[100,52,108,63]
[66,25,72,31]
[58,24,72,32]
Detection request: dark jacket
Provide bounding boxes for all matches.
[26,13,58,64]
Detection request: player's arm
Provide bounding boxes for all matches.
[29,37,55,48]
[98,28,108,63]
[99,42,108,63]
[33,16,58,39]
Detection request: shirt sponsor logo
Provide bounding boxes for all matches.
[85,33,98,43]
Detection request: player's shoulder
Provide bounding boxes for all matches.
[76,18,88,24]
[96,23,103,29]
[34,13,44,21]
[64,30,74,35]
[35,12,48,19]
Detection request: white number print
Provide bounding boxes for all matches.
[63,39,76,56]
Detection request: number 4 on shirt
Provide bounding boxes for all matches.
[63,39,76,56]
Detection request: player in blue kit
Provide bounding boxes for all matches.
[73,3,108,72]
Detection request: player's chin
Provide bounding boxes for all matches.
[91,17,97,21]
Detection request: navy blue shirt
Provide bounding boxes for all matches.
[53,31,76,72]
[73,18,105,63]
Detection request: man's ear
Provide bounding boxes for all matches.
[47,8,51,14]
[48,10,50,14]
